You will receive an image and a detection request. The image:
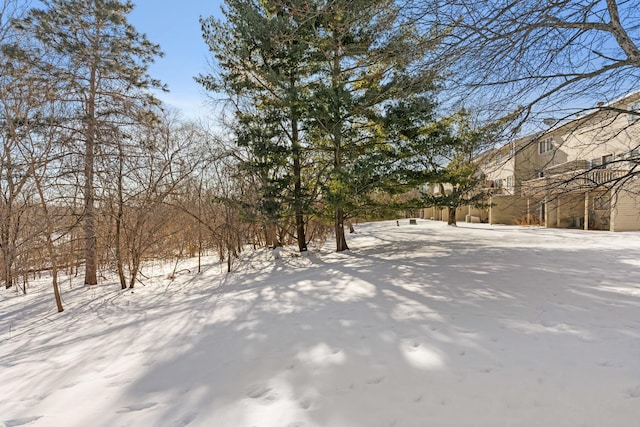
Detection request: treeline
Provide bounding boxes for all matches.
[196,0,494,252]
[0,1,255,310]
[1,0,498,312]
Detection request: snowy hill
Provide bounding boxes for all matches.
[2,220,640,426]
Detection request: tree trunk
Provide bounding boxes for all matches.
[128,256,139,289]
[293,157,307,252]
[83,66,98,286]
[1,143,16,289]
[266,222,279,248]
[128,270,137,289]
[115,145,126,289]
[290,76,308,253]
[2,250,12,289]
[46,232,64,312]
[331,25,348,253]
[115,215,126,289]
[197,178,203,273]
[1,214,10,288]
[1,201,19,290]
[32,163,64,312]
[335,208,349,251]
[448,206,457,226]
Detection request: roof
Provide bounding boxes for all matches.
[543,89,640,136]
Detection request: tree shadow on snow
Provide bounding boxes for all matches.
[103,223,640,426]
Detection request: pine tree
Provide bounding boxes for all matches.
[14,0,164,285]
[201,0,449,252]
[307,0,441,250]
[422,112,496,226]
[199,0,317,253]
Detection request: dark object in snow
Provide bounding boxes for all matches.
[409,219,417,225]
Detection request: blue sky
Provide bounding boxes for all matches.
[128,0,223,119]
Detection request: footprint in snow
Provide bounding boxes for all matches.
[366,376,385,385]
[626,385,640,399]
[299,396,313,410]
[402,341,421,352]
[116,402,158,413]
[171,412,198,427]
[246,385,272,399]
[246,385,279,403]
[19,395,46,402]
[107,379,133,387]
[3,416,42,427]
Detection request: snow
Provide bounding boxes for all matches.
[1,220,640,427]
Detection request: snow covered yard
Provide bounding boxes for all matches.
[1,220,640,427]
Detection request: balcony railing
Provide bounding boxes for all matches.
[480,181,506,195]
[522,168,628,197]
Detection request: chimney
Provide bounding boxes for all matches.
[597,102,605,107]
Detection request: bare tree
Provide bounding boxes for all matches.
[14,0,165,286]
[0,4,40,290]
[26,117,66,312]
[103,113,204,288]
[170,133,256,274]
[402,0,640,227]
[1,6,69,310]
[415,1,638,117]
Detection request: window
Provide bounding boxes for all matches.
[494,179,503,188]
[602,154,613,169]
[628,101,640,123]
[495,153,502,166]
[538,137,554,154]
[590,158,602,169]
[506,176,514,187]
[627,147,640,161]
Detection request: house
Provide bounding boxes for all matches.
[421,134,546,224]
[473,134,546,225]
[520,91,640,231]
[421,90,640,230]
[420,182,453,221]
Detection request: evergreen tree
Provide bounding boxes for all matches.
[14,0,164,285]
[307,0,441,250]
[201,0,450,252]
[236,108,292,248]
[422,112,496,226]
[199,0,316,252]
